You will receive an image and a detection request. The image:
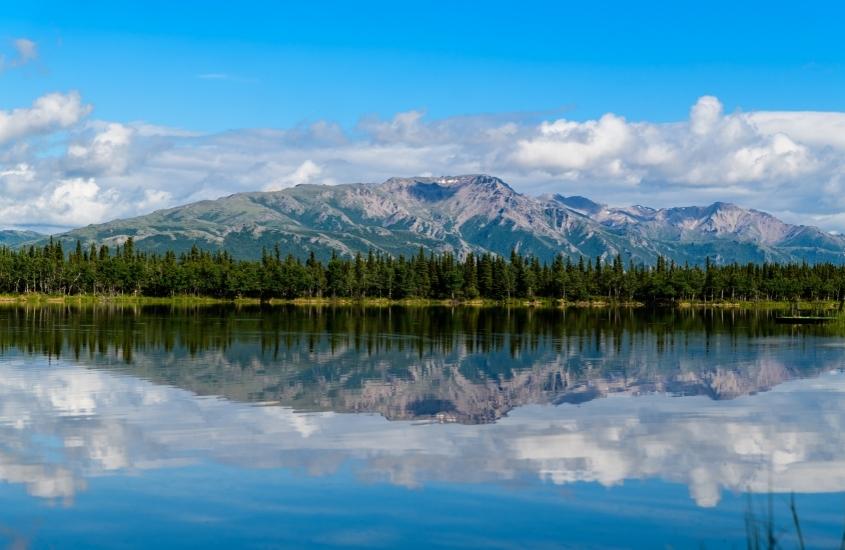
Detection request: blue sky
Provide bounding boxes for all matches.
[3,1,845,231]
[4,1,845,131]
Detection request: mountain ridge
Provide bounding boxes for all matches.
[0,230,46,248]
[14,174,845,264]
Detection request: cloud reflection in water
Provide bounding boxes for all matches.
[0,355,842,508]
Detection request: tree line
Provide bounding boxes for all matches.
[1,238,844,303]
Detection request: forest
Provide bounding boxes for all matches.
[1,238,844,303]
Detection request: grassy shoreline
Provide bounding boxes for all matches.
[0,293,842,311]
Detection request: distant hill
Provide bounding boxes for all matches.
[0,230,45,248]
[27,174,845,264]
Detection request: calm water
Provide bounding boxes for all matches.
[0,305,844,548]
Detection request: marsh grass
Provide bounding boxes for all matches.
[744,492,844,550]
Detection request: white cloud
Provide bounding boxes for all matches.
[358,110,433,145]
[137,189,173,211]
[0,177,123,227]
[1,353,844,509]
[512,96,820,188]
[12,38,37,65]
[689,94,723,135]
[46,178,115,223]
[512,113,638,179]
[0,38,38,72]
[263,159,323,191]
[67,122,135,175]
[0,92,91,145]
[4,91,845,232]
[0,163,37,196]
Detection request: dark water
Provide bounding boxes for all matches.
[0,305,843,548]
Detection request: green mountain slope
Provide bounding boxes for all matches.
[0,230,45,248]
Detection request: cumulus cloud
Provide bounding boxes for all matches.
[0,177,121,227]
[263,160,323,191]
[0,92,91,145]
[512,96,820,189]
[4,91,845,231]
[512,113,639,180]
[0,163,37,195]
[66,122,135,175]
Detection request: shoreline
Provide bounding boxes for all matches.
[0,294,841,311]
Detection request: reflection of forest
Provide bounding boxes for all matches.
[0,305,837,423]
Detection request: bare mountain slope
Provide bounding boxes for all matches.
[31,175,845,264]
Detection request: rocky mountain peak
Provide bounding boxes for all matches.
[16,174,845,265]
[380,174,513,195]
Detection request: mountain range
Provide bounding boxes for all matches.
[6,175,845,264]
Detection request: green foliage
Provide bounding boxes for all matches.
[1,241,845,303]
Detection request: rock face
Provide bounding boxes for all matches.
[27,174,845,264]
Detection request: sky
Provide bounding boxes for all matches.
[2,0,845,232]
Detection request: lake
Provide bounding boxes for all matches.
[0,305,843,548]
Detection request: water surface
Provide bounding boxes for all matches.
[0,306,843,548]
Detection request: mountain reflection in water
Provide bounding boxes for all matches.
[0,305,842,510]
[0,305,837,423]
